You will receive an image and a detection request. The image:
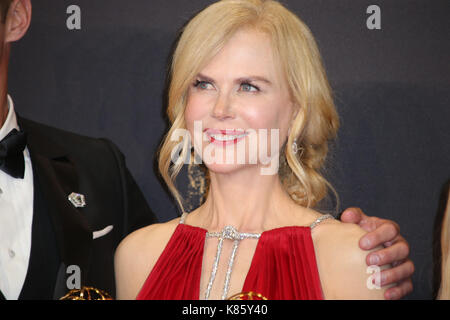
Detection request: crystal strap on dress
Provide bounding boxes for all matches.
[309,214,335,229]
[206,226,261,240]
[179,211,188,224]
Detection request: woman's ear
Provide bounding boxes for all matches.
[4,0,32,43]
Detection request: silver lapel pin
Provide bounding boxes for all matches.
[68,192,86,208]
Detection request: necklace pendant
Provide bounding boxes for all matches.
[222,225,239,240]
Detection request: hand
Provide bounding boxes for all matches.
[340,207,414,300]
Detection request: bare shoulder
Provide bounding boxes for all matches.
[116,217,180,257]
[114,217,180,299]
[288,206,363,244]
[310,213,365,246]
[309,214,389,300]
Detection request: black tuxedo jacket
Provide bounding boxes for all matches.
[0,117,158,300]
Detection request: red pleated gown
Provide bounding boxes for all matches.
[136,219,326,300]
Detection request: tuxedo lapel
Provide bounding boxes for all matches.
[31,154,93,272]
[18,117,93,298]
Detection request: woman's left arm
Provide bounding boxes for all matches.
[340,207,414,300]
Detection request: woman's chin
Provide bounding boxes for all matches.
[203,162,248,175]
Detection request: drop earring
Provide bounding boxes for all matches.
[292,141,299,154]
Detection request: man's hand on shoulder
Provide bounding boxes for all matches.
[314,221,390,299]
[340,207,414,300]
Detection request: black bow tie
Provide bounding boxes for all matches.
[0,129,27,179]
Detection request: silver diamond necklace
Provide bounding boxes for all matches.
[204,225,261,300]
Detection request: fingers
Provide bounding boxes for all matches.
[384,278,414,300]
[379,259,415,288]
[366,238,410,266]
[340,208,413,299]
[340,208,388,233]
[339,207,365,223]
[360,221,400,250]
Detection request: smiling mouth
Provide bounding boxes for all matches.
[204,129,249,145]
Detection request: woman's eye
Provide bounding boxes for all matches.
[194,80,213,90]
[240,83,259,92]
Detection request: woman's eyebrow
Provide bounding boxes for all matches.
[236,76,272,85]
[196,73,272,85]
[196,73,216,83]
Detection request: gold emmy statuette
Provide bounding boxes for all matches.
[227,292,268,300]
[60,286,113,300]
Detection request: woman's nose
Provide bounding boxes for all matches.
[211,92,235,120]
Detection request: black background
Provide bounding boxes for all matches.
[8,0,450,299]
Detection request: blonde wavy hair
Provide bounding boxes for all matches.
[158,0,339,213]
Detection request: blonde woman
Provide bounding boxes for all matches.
[115,0,413,300]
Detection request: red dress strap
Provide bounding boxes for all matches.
[242,226,324,300]
[136,223,205,300]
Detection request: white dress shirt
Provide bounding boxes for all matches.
[0,95,34,300]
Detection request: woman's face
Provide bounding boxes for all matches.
[185,28,295,175]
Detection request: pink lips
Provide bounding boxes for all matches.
[204,128,248,146]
